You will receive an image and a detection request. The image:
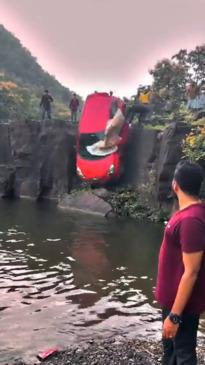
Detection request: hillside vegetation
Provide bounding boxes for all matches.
[0,25,77,120]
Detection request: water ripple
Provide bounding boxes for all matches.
[0,205,166,364]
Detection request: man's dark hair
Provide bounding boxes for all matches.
[45,89,49,93]
[174,160,204,196]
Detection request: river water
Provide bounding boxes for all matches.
[0,200,204,364]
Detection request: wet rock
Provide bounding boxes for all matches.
[0,165,15,197]
[9,120,41,198]
[93,188,111,199]
[123,125,159,186]
[0,123,12,164]
[157,121,191,201]
[0,120,76,199]
[58,191,114,217]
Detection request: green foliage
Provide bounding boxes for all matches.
[188,46,205,83]
[144,123,167,131]
[108,186,167,222]
[183,127,205,163]
[177,104,194,123]
[192,117,205,126]
[150,58,187,106]
[107,171,168,222]
[0,75,39,119]
[149,45,205,119]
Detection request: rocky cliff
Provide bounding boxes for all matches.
[123,122,191,201]
[0,120,76,199]
[0,120,191,204]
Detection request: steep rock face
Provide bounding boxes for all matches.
[0,123,12,163]
[37,120,76,198]
[9,120,41,198]
[124,125,159,186]
[0,120,77,199]
[157,121,191,201]
[0,123,14,197]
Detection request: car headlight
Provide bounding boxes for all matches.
[77,167,85,179]
[108,164,115,176]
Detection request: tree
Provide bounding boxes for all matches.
[187,45,205,83]
[150,59,188,108]
[149,45,205,114]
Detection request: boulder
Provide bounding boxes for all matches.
[93,188,111,199]
[157,121,191,201]
[58,191,114,217]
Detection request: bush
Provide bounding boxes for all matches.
[107,174,169,223]
[183,127,205,163]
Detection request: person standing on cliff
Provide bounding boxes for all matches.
[186,82,200,111]
[125,91,150,125]
[156,160,205,365]
[69,93,80,123]
[40,90,54,120]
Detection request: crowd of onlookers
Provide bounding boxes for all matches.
[186,81,205,116]
[124,80,205,124]
[40,81,205,124]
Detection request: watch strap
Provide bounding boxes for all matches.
[168,312,182,325]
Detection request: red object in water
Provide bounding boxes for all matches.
[37,348,59,361]
[76,92,129,184]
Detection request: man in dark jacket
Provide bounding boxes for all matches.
[69,93,79,123]
[156,161,205,364]
[40,90,54,120]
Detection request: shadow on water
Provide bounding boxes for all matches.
[1,199,203,363]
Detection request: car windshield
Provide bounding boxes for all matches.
[79,132,114,160]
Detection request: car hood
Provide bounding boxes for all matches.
[77,153,120,180]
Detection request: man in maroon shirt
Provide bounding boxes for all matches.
[156,160,205,365]
[69,93,80,123]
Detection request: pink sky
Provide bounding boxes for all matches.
[1,0,205,97]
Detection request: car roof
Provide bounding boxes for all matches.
[79,92,113,133]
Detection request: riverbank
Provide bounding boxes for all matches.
[12,338,205,365]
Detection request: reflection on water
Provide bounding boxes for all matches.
[0,199,168,363]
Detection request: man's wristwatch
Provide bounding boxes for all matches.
[168,312,182,325]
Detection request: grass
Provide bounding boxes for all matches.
[144,123,167,131]
[191,117,205,126]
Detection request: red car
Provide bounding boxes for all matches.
[76,92,129,184]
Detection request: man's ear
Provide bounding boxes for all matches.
[172,179,177,193]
